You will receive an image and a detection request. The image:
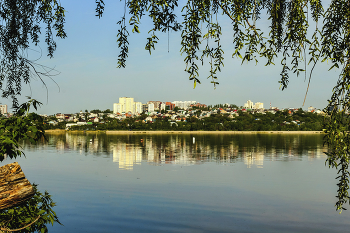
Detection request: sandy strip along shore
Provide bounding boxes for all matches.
[105,131,324,134]
[44,130,324,134]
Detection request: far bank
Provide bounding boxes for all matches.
[45,130,324,134]
[105,130,324,134]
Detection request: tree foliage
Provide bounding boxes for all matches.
[62,109,323,131]
[96,0,325,89]
[0,184,61,233]
[0,0,66,107]
[0,99,61,232]
[0,98,46,162]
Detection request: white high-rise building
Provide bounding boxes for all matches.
[148,103,155,112]
[113,97,143,114]
[119,97,134,113]
[160,103,166,111]
[113,103,122,114]
[134,102,143,114]
[0,105,7,114]
[244,100,254,109]
[147,101,161,110]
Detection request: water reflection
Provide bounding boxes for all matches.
[112,143,142,170]
[21,132,327,170]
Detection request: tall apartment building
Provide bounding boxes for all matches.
[0,105,7,114]
[147,101,161,110]
[255,102,264,109]
[165,102,175,110]
[244,100,254,109]
[142,104,148,112]
[113,97,142,114]
[113,103,122,114]
[244,100,264,109]
[134,102,143,114]
[148,103,155,112]
[160,102,166,111]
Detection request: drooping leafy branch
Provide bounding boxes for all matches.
[0,98,46,162]
[96,0,324,90]
[0,0,66,107]
[321,0,350,213]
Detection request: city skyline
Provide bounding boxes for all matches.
[0,0,335,115]
[1,96,323,115]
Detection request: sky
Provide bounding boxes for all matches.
[2,0,337,114]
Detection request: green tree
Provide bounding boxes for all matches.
[231,104,239,109]
[0,0,66,218]
[0,99,61,232]
[91,109,101,113]
[103,109,113,113]
[84,112,89,122]
[0,0,66,107]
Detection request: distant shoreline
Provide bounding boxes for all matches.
[105,131,324,134]
[45,129,324,134]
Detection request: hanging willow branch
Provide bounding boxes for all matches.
[0,0,66,107]
[0,215,41,232]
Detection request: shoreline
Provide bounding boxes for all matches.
[44,129,324,134]
[105,130,324,134]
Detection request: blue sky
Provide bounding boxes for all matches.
[2,0,336,114]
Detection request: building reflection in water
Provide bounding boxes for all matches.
[112,144,142,170]
[24,133,328,170]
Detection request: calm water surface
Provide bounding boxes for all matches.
[3,133,350,232]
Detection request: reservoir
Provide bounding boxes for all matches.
[3,132,350,232]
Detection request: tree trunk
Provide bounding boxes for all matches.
[0,162,34,210]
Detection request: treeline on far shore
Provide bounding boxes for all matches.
[44,109,325,132]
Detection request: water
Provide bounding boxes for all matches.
[2,132,350,232]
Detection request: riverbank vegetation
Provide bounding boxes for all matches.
[0,100,61,232]
[44,109,324,132]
